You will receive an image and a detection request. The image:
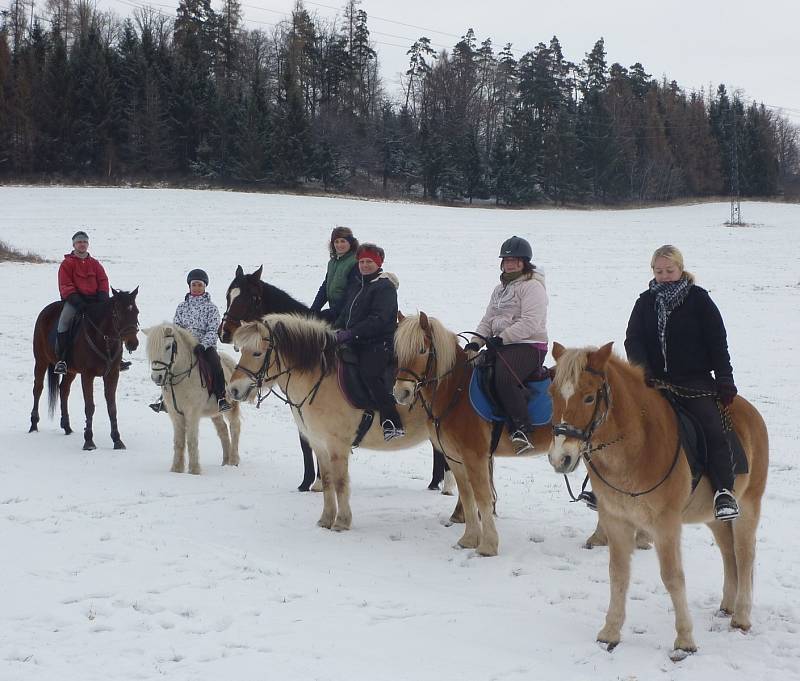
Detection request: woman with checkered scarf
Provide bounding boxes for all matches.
[625,245,740,521]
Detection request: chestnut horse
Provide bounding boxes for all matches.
[218,265,452,493]
[547,342,768,658]
[30,288,140,450]
[393,312,553,556]
[228,314,456,535]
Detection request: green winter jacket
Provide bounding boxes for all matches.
[311,251,357,314]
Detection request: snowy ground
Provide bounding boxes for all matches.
[1,187,798,681]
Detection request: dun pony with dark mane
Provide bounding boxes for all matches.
[548,342,768,658]
[228,314,455,536]
[30,288,140,450]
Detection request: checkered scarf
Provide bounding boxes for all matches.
[649,275,693,372]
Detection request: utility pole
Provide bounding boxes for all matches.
[729,104,742,225]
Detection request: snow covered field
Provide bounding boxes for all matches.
[1,187,798,681]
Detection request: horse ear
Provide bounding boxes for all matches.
[236,265,244,279]
[164,325,174,337]
[589,342,614,370]
[131,286,139,297]
[111,286,118,296]
[397,310,405,323]
[253,265,263,280]
[419,311,429,331]
[552,341,565,360]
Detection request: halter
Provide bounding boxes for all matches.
[150,335,197,415]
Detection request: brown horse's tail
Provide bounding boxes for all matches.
[47,364,60,419]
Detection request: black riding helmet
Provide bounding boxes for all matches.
[499,236,533,262]
[187,268,209,286]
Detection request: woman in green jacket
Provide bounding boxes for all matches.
[310,226,360,324]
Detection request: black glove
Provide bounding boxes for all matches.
[193,343,205,356]
[67,293,85,310]
[96,290,109,301]
[335,329,354,345]
[464,342,480,353]
[716,376,737,407]
[488,336,504,348]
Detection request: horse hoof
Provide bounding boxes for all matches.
[298,483,311,492]
[64,427,73,435]
[29,424,38,433]
[317,517,334,529]
[189,467,201,475]
[715,608,733,619]
[427,482,441,491]
[668,647,695,662]
[731,618,751,632]
[114,441,126,450]
[83,442,97,451]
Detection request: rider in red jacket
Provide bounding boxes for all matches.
[54,231,114,374]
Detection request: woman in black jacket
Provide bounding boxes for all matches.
[334,243,404,442]
[625,245,740,520]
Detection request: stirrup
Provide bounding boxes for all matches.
[54,360,67,375]
[510,429,533,455]
[382,419,405,442]
[149,398,166,413]
[119,360,132,372]
[218,398,232,413]
[714,489,740,521]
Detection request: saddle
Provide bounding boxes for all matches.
[468,362,553,428]
[196,352,216,398]
[48,307,85,354]
[336,345,395,447]
[663,392,749,491]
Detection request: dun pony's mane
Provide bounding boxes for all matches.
[395,314,459,377]
[234,313,336,375]
[145,323,196,362]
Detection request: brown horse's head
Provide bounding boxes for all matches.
[111,287,140,353]
[219,265,264,344]
[548,341,614,474]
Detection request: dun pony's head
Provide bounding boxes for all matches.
[111,287,140,353]
[547,341,614,473]
[219,265,264,344]
[393,311,459,405]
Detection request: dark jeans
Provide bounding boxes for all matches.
[493,344,547,431]
[203,346,227,401]
[673,375,735,492]
[357,341,402,427]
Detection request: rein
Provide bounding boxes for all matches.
[82,304,137,376]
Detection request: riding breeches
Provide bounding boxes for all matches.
[357,342,402,426]
[57,302,79,332]
[493,343,547,430]
[673,376,735,491]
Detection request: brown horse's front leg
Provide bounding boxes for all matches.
[60,372,77,435]
[81,373,97,450]
[103,370,125,449]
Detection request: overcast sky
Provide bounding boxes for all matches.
[98,0,800,122]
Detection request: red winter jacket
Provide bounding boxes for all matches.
[58,253,110,299]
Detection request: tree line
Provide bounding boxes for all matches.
[1,0,798,204]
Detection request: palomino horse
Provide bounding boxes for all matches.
[218,265,453,494]
[228,314,455,534]
[393,312,553,556]
[547,342,768,657]
[144,323,243,474]
[30,288,140,450]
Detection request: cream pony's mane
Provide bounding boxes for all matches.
[145,322,197,362]
[395,314,459,378]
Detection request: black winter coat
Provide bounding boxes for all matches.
[335,269,399,345]
[624,285,733,381]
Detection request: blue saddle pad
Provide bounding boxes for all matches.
[469,370,552,426]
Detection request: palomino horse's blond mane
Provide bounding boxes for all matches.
[395,314,459,378]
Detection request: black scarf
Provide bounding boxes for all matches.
[649,275,693,372]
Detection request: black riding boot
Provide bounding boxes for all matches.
[54,332,70,374]
[203,347,231,413]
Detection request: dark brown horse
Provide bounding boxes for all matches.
[218,265,452,493]
[30,288,140,450]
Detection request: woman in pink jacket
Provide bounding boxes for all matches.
[465,236,548,454]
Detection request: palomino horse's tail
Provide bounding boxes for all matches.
[47,364,59,419]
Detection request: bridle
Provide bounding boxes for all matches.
[150,334,197,416]
[220,284,262,340]
[234,322,327,421]
[83,300,139,376]
[554,365,681,502]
